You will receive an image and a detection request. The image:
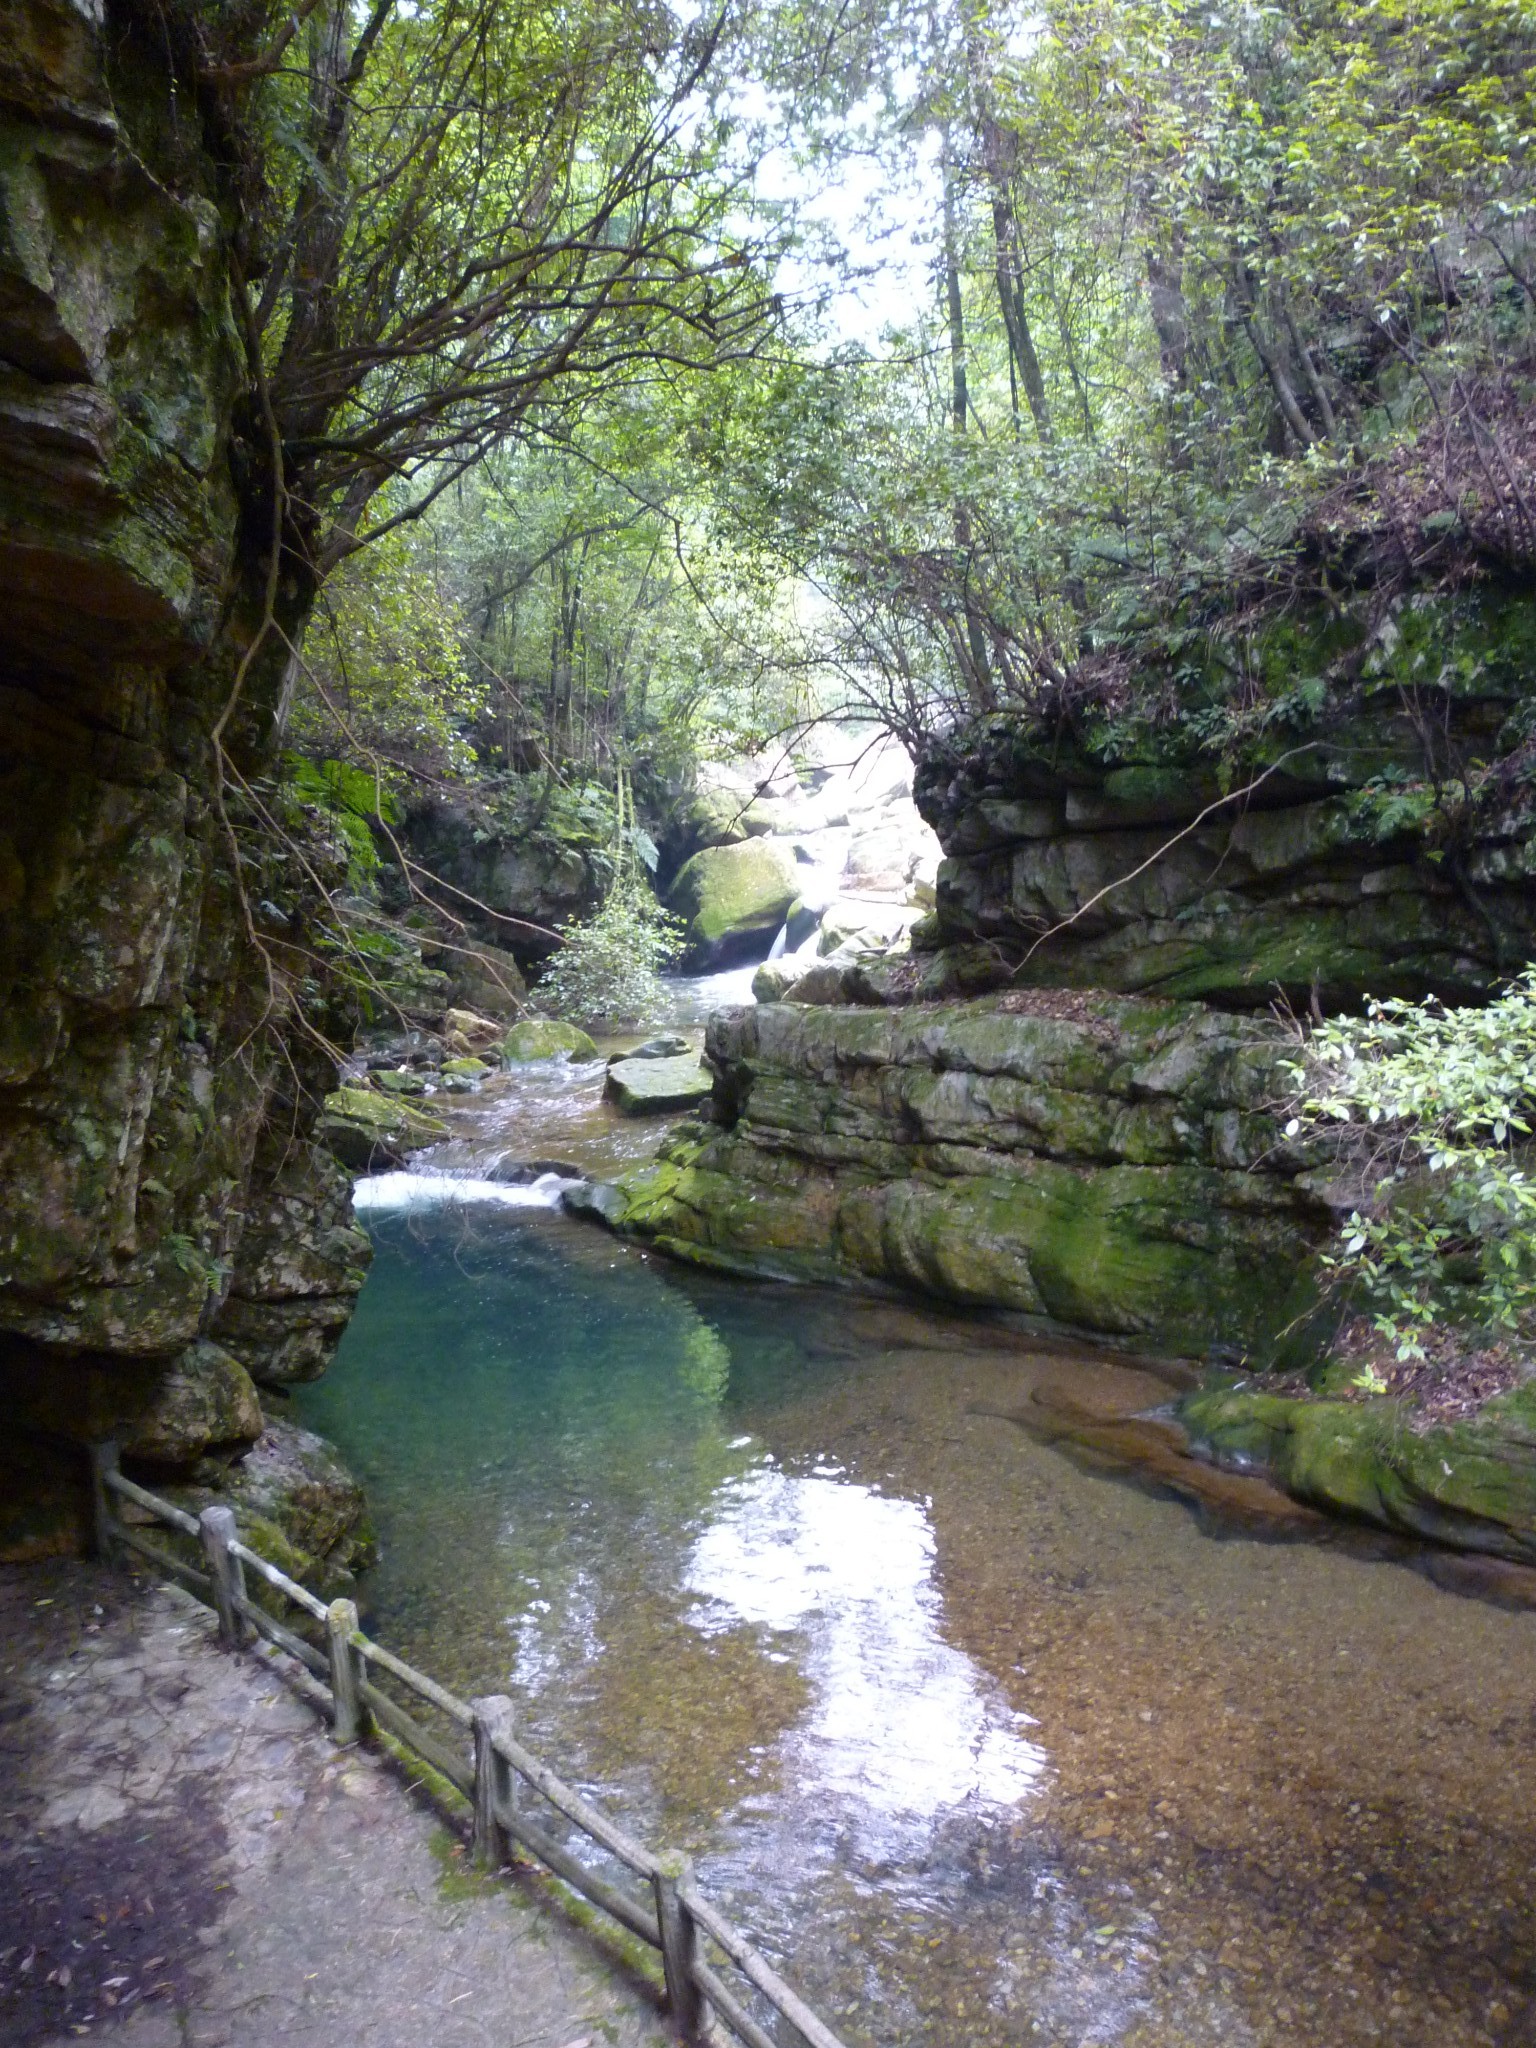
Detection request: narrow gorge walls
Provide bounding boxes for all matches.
[0,0,370,1565]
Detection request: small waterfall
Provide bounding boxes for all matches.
[766,920,789,960]
[352,1168,583,1213]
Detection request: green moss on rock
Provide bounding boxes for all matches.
[501,1017,598,1062]
[318,1085,448,1171]
[1177,1383,1536,1564]
[577,992,1332,1362]
[603,1054,713,1117]
[666,839,799,967]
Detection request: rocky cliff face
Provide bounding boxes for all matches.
[0,0,371,1569]
[915,589,1536,1011]
[605,994,1333,1362]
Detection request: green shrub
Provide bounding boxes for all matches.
[1288,970,1536,1357]
[535,884,685,1029]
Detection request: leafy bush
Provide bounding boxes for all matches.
[535,884,685,1029]
[1288,971,1536,1356]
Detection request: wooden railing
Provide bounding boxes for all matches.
[88,1442,852,2048]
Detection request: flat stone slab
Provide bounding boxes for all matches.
[0,1561,669,2048]
[603,1055,713,1117]
[605,1035,692,1064]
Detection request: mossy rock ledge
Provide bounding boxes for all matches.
[1177,1384,1536,1567]
[593,993,1336,1365]
[318,1085,449,1173]
[913,587,1536,1013]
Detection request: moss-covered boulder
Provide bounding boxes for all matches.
[1177,1383,1536,1564]
[677,786,753,851]
[317,1085,448,1172]
[209,1143,373,1390]
[165,1418,377,1595]
[666,839,800,967]
[372,1067,429,1096]
[502,1017,598,1062]
[122,1343,265,1465]
[604,1054,714,1117]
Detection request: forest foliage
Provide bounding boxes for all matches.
[170,0,1535,1350]
[234,0,1536,792]
[1291,972,1536,1358]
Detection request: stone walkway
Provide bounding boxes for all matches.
[0,1561,674,2048]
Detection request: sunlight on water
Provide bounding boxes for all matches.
[687,1467,1044,1844]
[301,1047,1536,2048]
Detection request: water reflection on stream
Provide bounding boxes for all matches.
[296,994,1536,2048]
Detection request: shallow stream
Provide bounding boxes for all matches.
[295,977,1536,2048]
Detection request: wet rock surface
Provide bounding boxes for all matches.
[662,734,943,973]
[0,1560,670,2048]
[603,1055,713,1117]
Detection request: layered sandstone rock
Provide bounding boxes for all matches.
[605,994,1336,1362]
[0,0,369,1562]
[915,590,1536,1010]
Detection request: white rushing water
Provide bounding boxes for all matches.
[351,1168,582,1212]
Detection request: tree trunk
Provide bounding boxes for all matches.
[940,134,994,713]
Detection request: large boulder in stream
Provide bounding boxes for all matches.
[604,1055,714,1117]
[502,1017,598,1062]
[666,839,801,968]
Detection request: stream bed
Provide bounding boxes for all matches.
[294,985,1536,2048]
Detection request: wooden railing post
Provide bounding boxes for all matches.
[88,1441,119,1560]
[471,1695,516,1871]
[198,1506,247,1648]
[327,1598,364,1744]
[653,1856,705,2042]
